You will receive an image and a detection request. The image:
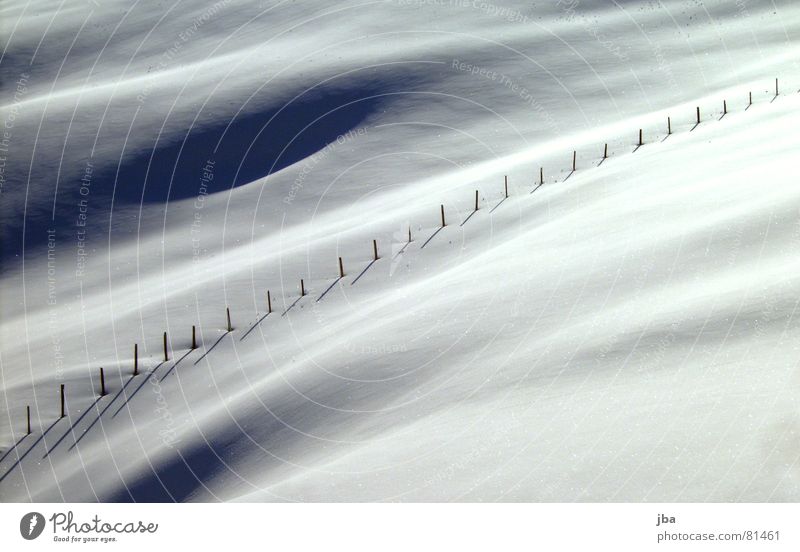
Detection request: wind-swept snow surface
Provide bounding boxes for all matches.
[1,1,799,502]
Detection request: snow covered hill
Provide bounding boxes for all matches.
[1,0,799,502]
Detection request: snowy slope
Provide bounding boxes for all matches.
[1,0,800,502]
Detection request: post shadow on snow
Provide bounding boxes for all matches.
[0,434,29,467]
[240,313,271,341]
[350,259,377,284]
[112,362,166,418]
[393,241,411,258]
[193,332,229,365]
[460,209,478,227]
[316,277,342,303]
[2,83,386,265]
[489,196,507,214]
[108,437,243,502]
[159,348,194,383]
[420,227,444,250]
[280,295,304,317]
[0,419,60,484]
[69,376,137,450]
[42,397,102,459]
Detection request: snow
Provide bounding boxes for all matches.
[1,0,799,502]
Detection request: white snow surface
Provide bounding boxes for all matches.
[1,0,800,502]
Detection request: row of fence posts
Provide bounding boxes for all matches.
[16,79,785,442]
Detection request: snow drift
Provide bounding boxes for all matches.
[1,0,799,502]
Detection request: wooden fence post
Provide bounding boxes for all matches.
[440,205,446,227]
[504,175,508,198]
[667,116,671,135]
[339,257,345,278]
[192,325,197,349]
[475,190,479,211]
[134,343,138,376]
[723,100,727,115]
[408,227,412,243]
[696,106,700,124]
[775,77,779,96]
[300,279,306,297]
[163,331,168,362]
[267,291,272,314]
[60,384,65,418]
[99,367,106,396]
[748,91,752,106]
[572,151,576,171]
[638,129,643,146]
[26,405,31,435]
[373,239,378,261]
[603,143,608,159]
[540,167,544,185]
[226,307,232,332]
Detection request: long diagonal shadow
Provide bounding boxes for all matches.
[67,377,137,451]
[420,227,444,249]
[530,183,543,194]
[460,210,477,227]
[193,333,229,364]
[393,241,411,258]
[690,122,700,131]
[0,419,59,484]
[350,259,377,285]
[489,196,507,214]
[0,434,29,466]
[239,313,270,341]
[42,397,102,459]
[112,362,166,418]
[563,170,575,182]
[280,296,303,316]
[160,349,194,383]
[316,278,341,302]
